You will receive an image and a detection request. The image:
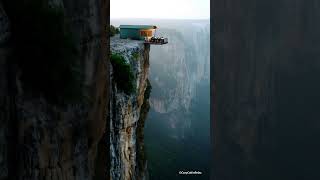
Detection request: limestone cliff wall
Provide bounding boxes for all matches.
[0,0,109,179]
[110,36,150,180]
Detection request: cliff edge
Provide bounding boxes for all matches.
[110,35,151,180]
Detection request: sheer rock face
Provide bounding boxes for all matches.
[110,36,150,180]
[0,2,10,179]
[0,0,109,179]
[213,1,320,180]
[0,3,9,45]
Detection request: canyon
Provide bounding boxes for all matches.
[145,21,210,180]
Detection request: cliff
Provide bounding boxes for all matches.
[110,35,151,180]
[0,0,109,179]
[213,1,320,180]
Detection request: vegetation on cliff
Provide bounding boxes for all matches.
[132,52,139,61]
[144,79,152,100]
[110,25,120,37]
[110,53,135,94]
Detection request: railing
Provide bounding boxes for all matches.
[144,37,168,45]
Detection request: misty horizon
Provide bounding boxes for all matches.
[111,0,209,20]
[111,18,210,21]
[110,18,210,30]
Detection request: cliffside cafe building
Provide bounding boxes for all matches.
[119,25,157,40]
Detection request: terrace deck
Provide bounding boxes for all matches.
[144,38,168,45]
[144,41,168,45]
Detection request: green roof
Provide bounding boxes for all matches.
[119,25,157,29]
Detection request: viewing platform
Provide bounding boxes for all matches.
[144,37,168,45]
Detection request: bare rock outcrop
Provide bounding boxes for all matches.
[110,35,150,180]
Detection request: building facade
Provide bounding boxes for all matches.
[119,25,157,40]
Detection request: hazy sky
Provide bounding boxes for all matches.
[110,0,210,19]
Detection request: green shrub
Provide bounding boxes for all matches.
[3,0,83,105]
[110,53,135,94]
[132,52,139,60]
[110,25,120,37]
[144,79,152,100]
